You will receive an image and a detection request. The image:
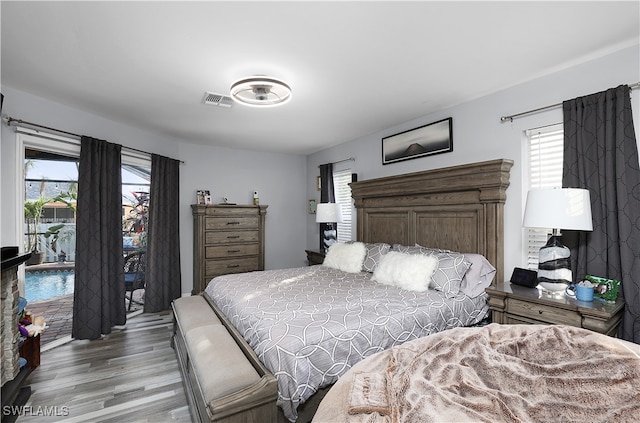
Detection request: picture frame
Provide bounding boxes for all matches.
[196,189,212,205]
[316,176,321,191]
[382,117,452,165]
[308,199,317,214]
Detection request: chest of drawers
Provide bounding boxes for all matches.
[191,204,267,294]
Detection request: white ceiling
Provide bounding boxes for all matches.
[2,1,638,155]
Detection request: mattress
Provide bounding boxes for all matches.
[204,265,488,421]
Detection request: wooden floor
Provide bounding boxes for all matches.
[18,312,192,422]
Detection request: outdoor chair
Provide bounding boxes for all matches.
[124,251,145,311]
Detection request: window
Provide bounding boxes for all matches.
[18,127,152,261]
[333,169,355,243]
[526,123,563,269]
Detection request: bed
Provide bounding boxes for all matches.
[202,159,513,422]
[312,324,640,423]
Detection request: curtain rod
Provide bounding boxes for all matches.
[500,82,640,123]
[318,157,355,168]
[4,116,185,164]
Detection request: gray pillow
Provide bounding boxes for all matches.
[395,245,472,297]
[362,243,391,272]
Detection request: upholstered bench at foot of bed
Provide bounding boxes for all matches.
[172,295,278,423]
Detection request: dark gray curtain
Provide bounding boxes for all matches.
[143,154,181,312]
[319,163,336,250]
[72,136,125,340]
[562,85,640,343]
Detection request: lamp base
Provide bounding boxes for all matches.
[538,281,568,294]
[537,235,572,293]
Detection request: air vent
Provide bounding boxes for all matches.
[202,91,234,108]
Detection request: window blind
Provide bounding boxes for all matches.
[526,123,563,269]
[333,169,354,243]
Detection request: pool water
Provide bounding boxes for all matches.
[25,270,75,302]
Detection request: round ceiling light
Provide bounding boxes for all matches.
[230,76,292,107]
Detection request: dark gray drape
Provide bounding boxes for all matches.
[562,85,640,343]
[143,154,181,312]
[319,163,336,250]
[72,136,125,340]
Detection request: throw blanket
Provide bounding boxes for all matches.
[313,324,640,423]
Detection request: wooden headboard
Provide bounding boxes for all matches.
[350,159,513,284]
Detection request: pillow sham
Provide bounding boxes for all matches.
[394,245,472,297]
[459,253,496,298]
[430,252,472,298]
[323,242,367,273]
[372,251,438,292]
[394,244,450,254]
[362,243,391,272]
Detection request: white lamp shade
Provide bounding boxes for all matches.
[523,188,593,231]
[316,203,343,223]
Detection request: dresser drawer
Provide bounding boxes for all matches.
[205,230,259,244]
[507,298,581,326]
[205,216,259,230]
[205,244,259,258]
[205,257,259,277]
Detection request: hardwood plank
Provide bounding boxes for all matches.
[18,312,192,423]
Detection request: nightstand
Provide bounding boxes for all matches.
[486,281,625,336]
[305,249,325,266]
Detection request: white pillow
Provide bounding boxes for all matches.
[323,242,367,273]
[372,251,438,292]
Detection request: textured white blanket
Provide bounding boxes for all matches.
[314,324,640,423]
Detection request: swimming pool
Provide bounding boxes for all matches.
[25,270,75,302]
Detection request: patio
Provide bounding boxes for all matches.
[25,288,145,349]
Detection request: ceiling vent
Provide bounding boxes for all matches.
[202,91,234,108]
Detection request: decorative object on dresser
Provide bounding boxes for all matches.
[191,204,267,294]
[486,281,624,336]
[522,187,593,293]
[305,249,325,266]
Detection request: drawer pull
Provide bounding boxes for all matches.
[227,264,240,268]
[227,221,241,225]
[539,310,543,314]
[227,235,240,239]
[227,249,240,253]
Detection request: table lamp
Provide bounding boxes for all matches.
[522,188,593,293]
[316,203,343,252]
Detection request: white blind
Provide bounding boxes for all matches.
[333,169,354,243]
[526,123,563,269]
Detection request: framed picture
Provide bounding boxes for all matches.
[382,117,452,165]
[196,189,212,205]
[316,176,321,191]
[308,199,317,214]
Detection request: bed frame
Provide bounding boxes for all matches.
[198,159,513,423]
[351,158,513,285]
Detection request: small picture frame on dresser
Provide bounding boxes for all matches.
[196,189,212,205]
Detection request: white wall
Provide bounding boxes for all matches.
[0,86,308,295]
[306,45,640,282]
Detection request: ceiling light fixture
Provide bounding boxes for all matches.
[230,76,292,107]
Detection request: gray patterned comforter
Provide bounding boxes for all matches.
[204,265,488,422]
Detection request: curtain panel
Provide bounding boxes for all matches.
[144,154,181,312]
[562,85,640,342]
[72,136,125,340]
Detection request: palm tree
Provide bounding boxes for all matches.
[24,196,50,258]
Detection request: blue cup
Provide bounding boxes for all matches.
[566,284,594,301]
